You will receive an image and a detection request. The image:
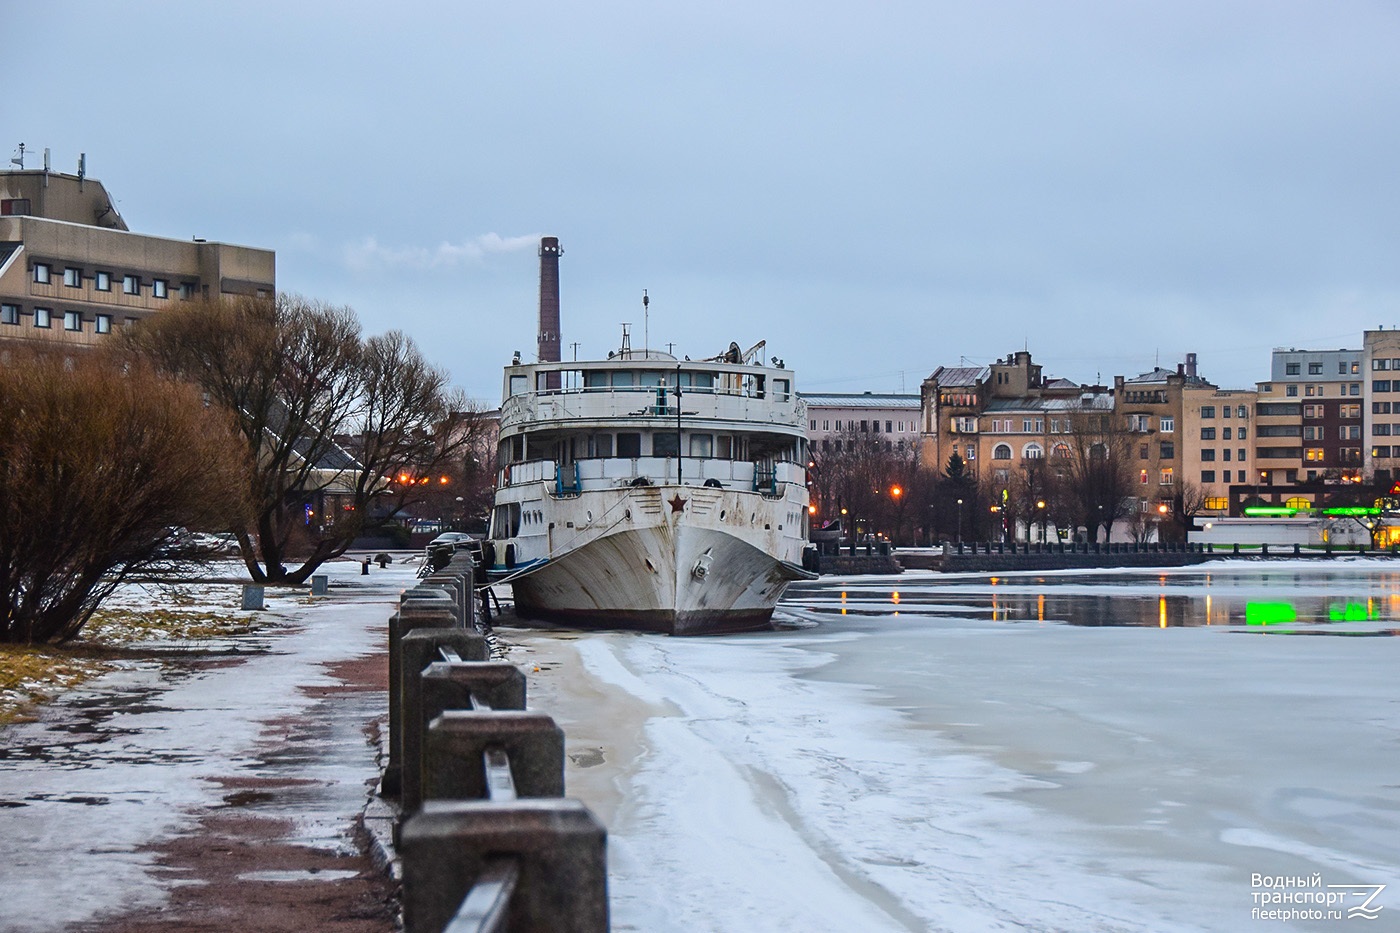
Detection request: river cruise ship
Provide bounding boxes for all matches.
[484,338,814,634]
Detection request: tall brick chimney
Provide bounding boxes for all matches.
[537,237,562,390]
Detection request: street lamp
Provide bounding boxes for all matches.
[1037,499,1046,543]
[956,498,963,543]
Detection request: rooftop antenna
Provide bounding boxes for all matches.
[620,322,632,357]
[569,341,580,361]
[10,143,24,169]
[642,289,650,355]
[77,152,86,191]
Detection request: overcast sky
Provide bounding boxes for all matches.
[10,2,1399,401]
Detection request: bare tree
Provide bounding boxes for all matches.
[0,351,242,644]
[120,294,470,584]
[1058,406,1137,542]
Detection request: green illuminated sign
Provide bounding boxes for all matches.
[1245,602,1297,625]
[1321,507,1381,517]
[1243,507,1298,517]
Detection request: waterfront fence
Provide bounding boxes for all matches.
[385,551,608,932]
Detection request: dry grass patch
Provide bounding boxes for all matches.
[0,647,111,726]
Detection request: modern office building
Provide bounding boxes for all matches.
[0,164,274,351]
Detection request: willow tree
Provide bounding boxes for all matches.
[121,294,470,584]
[0,351,241,643]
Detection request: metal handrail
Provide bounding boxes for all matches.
[444,858,520,933]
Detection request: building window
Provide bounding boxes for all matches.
[1238,428,1247,440]
[1343,425,1361,440]
[1238,448,1247,461]
[1201,427,1216,440]
[1160,468,1174,485]
[63,311,82,331]
[153,279,168,299]
[965,446,976,460]
[1139,444,1150,460]
[885,420,892,433]
[1286,362,1300,375]
[1341,403,1360,419]
[1374,424,1392,436]
[1303,404,1322,419]
[1286,385,1299,397]
[1205,496,1229,509]
[1222,427,1232,440]
[1303,426,1324,440]
[1023,443,1044,459]
[1350,383,1361,396]
[1374,380,1391,393]
[63,267,81,288]
[1375,402,1392,414]
[1373,446,1393,459]
[1308,362,1323,374]
[1,303,17,325]
[1201,471,1216,484]
[1159,417,1174,433]
[33,307,51,328]
[1237,406,1248,418]
[96,271,111,291]
[993,444,1012,460]
[179,282,196,300]
[95,314,112,335]
[1201,406,1216,418]
[122,275,140,295]
[1304,448,1324,462]
[1202,449,1216,461]
[33,263,50,284]
[810,419,816,431]
[1159,441,1175,458]
[861,420,869,432]
[1140,469,1149,485]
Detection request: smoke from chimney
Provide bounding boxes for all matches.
[538,237,562,390]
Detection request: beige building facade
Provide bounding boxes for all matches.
[1,168,274,351]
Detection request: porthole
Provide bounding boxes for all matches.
[719,510,727,521]
[644,558,657,573]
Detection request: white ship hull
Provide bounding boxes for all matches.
[486,326,814,636]
[491,481,814,635]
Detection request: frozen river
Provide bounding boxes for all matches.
[518,559,1400,932]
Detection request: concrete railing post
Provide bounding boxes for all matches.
[401,799,608,933]
[424,711,565,801]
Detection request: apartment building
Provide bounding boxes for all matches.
[1182,386,1257,516]
[920,351,1114,483]
[0,166,274,351]
[1251,348,1364,507]
[1363,328,1400,484]
[803,392,922,458]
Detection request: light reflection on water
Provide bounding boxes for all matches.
[783,566,1400,634]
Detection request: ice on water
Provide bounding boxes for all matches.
[565,561,1400,932]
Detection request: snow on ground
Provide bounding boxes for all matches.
[0,556,421,932]
[517,562,1400,932]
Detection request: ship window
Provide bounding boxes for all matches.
[679,371,715,390]
[617,433,642,457]
[611,371,634,388]
[690,434,713,457]
[490,503,521,538]
[773,378,790,401]
[715,435,732,459]
[589,434,613,458]
[639,371,663,387]
[509,375,528,396]
[585,371,608,389]
[653,433,679,457]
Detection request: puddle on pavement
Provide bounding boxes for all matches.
[236,869,360,883]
